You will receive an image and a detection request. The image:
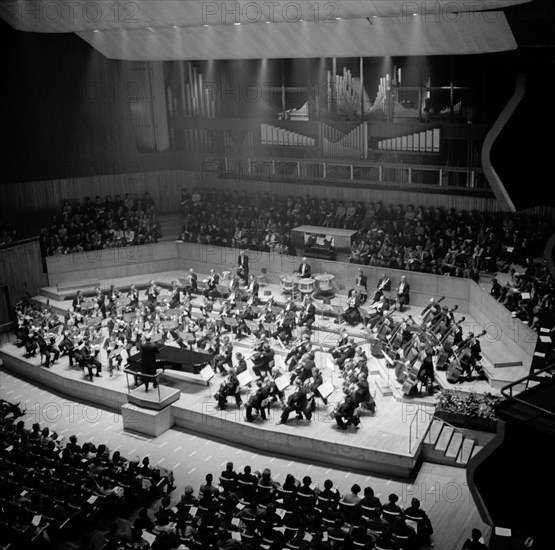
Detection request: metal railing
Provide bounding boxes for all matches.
[500,362,555,420]
[123,366,162,402]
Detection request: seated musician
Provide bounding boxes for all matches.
[43,335,61,368]
[306,367,325,407]
[266,366,286,405]
[277,379,311,425]
[297,295,316,331]
[353,372,375,412]
[349,268,368,304]
[214,339,233,375]
[297,257,312,279]
[168,281,181,309]
[186,268,198,296]
[145,281,160,312]
[81,338,102,382]
[341,291,363,326]
[334,337,356,371]
[334,388,360,430]
[376,273,391,297]
[244,379,270,422]
[285,333,311,368]
[395,275,411,313]
[366,295,389,329]
[330,329,348,359]
[215,368,242,410]
[272,311,293,346]
[204,269,220,298]
[289,352,316,385]
[252,343,275,378]
[23,327,38,358]
[124,283,138,311]
[234,352,248,375]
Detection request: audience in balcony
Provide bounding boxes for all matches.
[39,193,162,256]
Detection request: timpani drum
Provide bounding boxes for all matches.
[280,273,298,294]
[315,273,334,294]
[298,278,315,295]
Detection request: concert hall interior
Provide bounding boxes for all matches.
[2,2,555,550]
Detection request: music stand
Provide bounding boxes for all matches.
[275,374,290,393]
[237,370,253,387]
[200,364,215,393]
[216,284,229,298]
[318,380,334,400]
[197,281,209,293]
[223,317,238,333]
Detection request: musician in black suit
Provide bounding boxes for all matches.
[128,284,140,309]
[237,250,249,284]
[72,291,84,312]
[349,268,368,304]
[81,339,102,382]
[277,379,311,425]
[95,287,107,319]
[43,336,60,368]
[459,333,484,381]
[334,388,360,430]
[186,268,198,296]
[297,296,316,331]
[204,269,220,298]
[396,275,411,313]
[140,335,160,391]
[297,257,312,279]
[244,380,270,422]
[417,348,435,394]
[169,281,181,309]
[146,281,160,312]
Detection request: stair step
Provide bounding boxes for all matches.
[425,418,444,446]
[470,444,483,459]
[456,437,476,464]
[434,425,454,453]
[445,431,464,459]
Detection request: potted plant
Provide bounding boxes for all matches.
[434,390,503,432]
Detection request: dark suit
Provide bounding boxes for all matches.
[397,280,411,311]
[72,295,83,312]
[298,262,311,278]
[140,341,160,390]
[238,254,249,281]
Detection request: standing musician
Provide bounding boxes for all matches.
[186,268,198,296]
[139,334,159,391]
[297,257,312,279]
[395,276,411,313]
[146,281,160,312]
[107,284,121,316]
[94,287,107,319]
[417,348,436,394]
[297,295,316,331]
[72,290,84,313]
[246,274,260,306]
[457,332,485,381]
[237,249,249,284]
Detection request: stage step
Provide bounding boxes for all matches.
[481,339,522,368]
[434,424,454,453]
[457,437,476,465]
[444,431,464,459]
[425,418,444,446]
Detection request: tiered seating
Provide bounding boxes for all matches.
[0,399,174,550]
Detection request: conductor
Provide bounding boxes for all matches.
[140,334,160,392]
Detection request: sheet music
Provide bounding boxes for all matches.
[200,364,215,382]
[275,374,290,392]
[318,380,334,399]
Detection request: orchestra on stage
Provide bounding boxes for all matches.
[12,258,489,433]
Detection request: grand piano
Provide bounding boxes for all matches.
[127,345,213,376]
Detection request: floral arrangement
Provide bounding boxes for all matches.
[435,390,504,421]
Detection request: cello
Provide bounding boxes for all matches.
[401,349,426,395]
[446,330,486,383]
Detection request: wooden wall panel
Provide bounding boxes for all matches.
[0,241,48,304]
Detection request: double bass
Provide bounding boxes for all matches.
[435,316,465,371]
[446,330,486,383]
